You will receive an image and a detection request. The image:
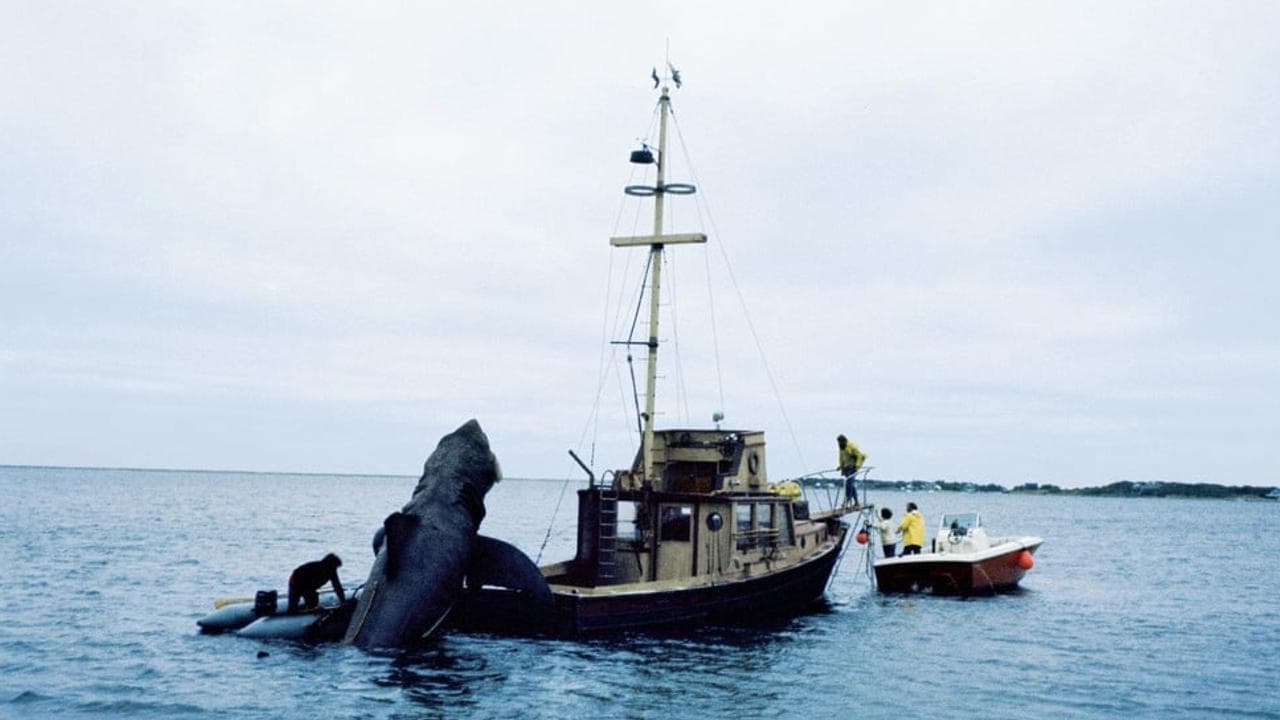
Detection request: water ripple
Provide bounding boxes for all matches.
[2,469,1278,719]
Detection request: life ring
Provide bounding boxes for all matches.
[747,451,760,475]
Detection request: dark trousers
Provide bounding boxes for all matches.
[882,543,896,559]
[901,545,922,556]
[287,580,319,611]
[843,470,858,504]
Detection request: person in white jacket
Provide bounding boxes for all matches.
[873,507,898,558]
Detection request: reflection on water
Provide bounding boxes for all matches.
[377,648,501,711]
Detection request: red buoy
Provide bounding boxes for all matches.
[855,530,869,545]
[1017,550,1034,570]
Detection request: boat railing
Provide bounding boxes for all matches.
[733,528,780,551]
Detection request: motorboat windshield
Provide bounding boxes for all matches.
[939,512,980,534]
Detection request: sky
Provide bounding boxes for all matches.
[2,2,1277,488]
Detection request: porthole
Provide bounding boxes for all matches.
[706,512,724,532]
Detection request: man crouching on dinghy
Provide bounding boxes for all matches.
[288,553,346,611]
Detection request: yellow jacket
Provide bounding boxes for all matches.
[838,442,866,473]
[897,510,924,547]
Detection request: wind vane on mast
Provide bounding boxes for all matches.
[650,64,683,90]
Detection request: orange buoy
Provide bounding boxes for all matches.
[1017,550,1034,570]
[855,530,869,545]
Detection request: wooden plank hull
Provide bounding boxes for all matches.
[450,523,848,636]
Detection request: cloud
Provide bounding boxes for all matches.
[2,3,1278,487]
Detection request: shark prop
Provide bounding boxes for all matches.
[343,419,551,650]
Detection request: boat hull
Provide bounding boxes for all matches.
[451,522,848,636]
[874,539,1041,595]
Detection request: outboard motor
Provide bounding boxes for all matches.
[254,590,278,616]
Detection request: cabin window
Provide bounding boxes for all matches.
[735,503,754,534]
[778,505,794,545]
[759,503,776,533]
[735,502,760,550]
[617,501,639,540]
[659,504,693,542]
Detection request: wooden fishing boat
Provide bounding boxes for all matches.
[452,71,855,636]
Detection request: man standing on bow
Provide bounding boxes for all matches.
[837,434,867,505]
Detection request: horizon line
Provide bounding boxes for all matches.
[0,463,577,482]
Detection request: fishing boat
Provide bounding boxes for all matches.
[872,512,1042,595]
[451,72,857,636]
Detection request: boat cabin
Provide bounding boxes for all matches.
[549,428,833,589]
[615,428,767,493]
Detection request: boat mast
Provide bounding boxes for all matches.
[611,72,706,487]
[640,85,671,486]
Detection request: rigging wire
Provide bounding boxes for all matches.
[663,104,725,421]
[669,108,810,473]
[663,238,693,425]
[577,103,662,465]
[561,102,664,561]
[535,475,574,564]
[703,227,726,420]
[624,251,655,432]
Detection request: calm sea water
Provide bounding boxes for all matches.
[1,465,1277,719]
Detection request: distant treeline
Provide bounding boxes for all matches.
[838,478,1279,500]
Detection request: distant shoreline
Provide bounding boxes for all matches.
[852,478,1279,500]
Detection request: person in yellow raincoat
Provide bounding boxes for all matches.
[897,502,924,555]
[837,435,867,504]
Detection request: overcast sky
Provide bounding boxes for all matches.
[2,2,1277,488]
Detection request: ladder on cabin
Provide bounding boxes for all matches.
[596,488,619,584]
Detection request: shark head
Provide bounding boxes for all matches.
[409,418,501,528]
[344,419,503,650]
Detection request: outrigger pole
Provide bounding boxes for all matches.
[610,72,705,486]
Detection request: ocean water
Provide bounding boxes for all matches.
[1,465,1277,720]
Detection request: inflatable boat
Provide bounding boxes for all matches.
[196,586,359,642]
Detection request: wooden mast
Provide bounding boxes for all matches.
[610,75,706,487]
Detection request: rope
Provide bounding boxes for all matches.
[536,476,575,564]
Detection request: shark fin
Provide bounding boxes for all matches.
[466,535,553,605]
[382,512,419,581]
